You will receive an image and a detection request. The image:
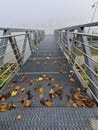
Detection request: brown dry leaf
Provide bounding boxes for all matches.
[7,102,14,110]
[68,99,74,106]
[0,97,5,102]
[16,115,22,120]
[18,98,26,103]
[75,100,83,107]
[55,84,59,88]
[81,87,87,92]
[45,100,52,107]
[11,90,18,97]
[42,74,47,78]
[49,89,54,95]
[45,77,49,80]
[21,88,27,92]
[35,78,39,82]
[73,91,81,100]
[23,99,32,107]
[39,94,43,99]
[70,78,75,82]
[59,69,63,73]
[29,80,33,84]
[15,86,21,90]
[49,94,55,99]
[34,87,39,92]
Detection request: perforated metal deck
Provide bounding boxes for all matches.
[0,35,98,130]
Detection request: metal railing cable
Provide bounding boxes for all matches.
[74,39,98,51]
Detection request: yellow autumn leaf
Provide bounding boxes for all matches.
[38,77,43,81]
[16,115,22,120]
[11,90,18,96]
[39,88,44,93]
[21,88,27,92]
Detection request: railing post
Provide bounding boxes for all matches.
[80,27,98,98]
[0,30,9,66]
[22,32,28,63]
[27,32,34,53]
[66,31,71,55]
[9,33,22,67]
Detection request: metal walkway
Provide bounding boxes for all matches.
[0,35,98,130]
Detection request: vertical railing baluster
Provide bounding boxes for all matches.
[0,30,9,66]
[9,33,22,67]
[22,32,28,63]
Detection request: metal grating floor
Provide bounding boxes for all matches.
[0,35,98,130]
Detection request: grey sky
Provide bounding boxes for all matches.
[0,0,97,33]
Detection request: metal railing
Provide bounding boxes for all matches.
[0,28,45,88]
[54,22,98,102]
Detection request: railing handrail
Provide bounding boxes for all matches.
[55,22,98,31]
[0,27,44,32]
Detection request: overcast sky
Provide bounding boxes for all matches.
[0,0,98,33]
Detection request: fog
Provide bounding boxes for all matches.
[0,0,98,33]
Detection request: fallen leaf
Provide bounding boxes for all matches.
[38,77,43,81]
[55,84,59,88]
[70,78,75,82]
[81,87,87,92]
[39,88,44,93]
[45,100,52,107]
[0,103,7,112]
[11,90,18,97]
[23,99,32,107]
[42,74,47,78]
[59,69,63,73]
[49,77,55,82]
[34,87,39,92]
[73,91,81,100]
[70,70,74,73]
[40,99,46,105]
[29,80,33,84]
[36,61,40,65]
[49,89,54,95]
[16,115,22,120]
[7,102,16,110]
[18,98,26,103]
[15,86,21,90]
[32,58,36,61]
[39,94,43,99]
[21,88,27,92]
[46,57,50,60]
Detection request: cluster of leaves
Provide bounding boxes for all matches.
[66,87,97,108]
[0,62,18,86]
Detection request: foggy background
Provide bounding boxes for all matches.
[0,0,98,34]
